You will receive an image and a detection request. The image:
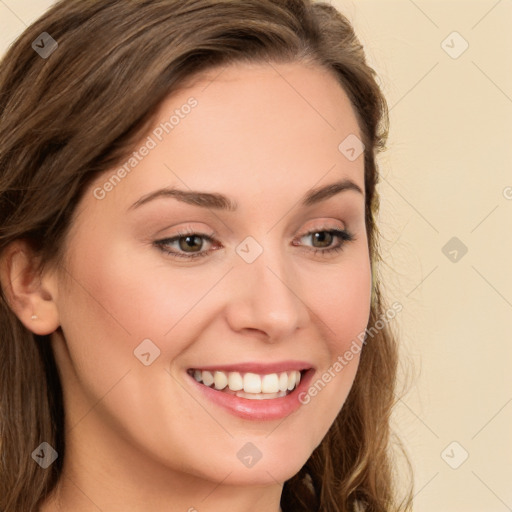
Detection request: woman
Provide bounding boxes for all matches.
[0,1,413,510]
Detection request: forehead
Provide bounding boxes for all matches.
[85,61,365,219]
[171,60,362,147]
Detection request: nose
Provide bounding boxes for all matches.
[224,245,310,342]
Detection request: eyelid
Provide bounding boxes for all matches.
[153,223,355,261]
[295,227,355,250]
[153,228,217,260]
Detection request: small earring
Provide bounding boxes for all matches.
[31,314,38,320]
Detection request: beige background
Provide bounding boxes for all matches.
[1,0,511,510]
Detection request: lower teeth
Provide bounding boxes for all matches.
[234,389,288,400]
[203,383,290,400]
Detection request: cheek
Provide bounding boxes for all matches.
[296,244,371,433]
[54,237,225,457]
[311,243,372,352]
[60,236,214,350]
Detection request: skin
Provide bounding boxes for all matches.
[3,61,371,511]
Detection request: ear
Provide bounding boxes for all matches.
[0,240,60,335]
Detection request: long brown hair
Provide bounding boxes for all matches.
[0,1,413,510]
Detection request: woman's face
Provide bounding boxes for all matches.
[51,61,371,487]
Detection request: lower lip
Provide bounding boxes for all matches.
[187,369,315,421]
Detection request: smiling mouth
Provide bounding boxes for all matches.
[187,368,305,400]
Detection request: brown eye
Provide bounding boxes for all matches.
[293,228,355,257]
[310,231,335,248]
[178,235,204,253]
[155,230,217,260]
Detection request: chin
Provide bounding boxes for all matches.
[210,441,314,486]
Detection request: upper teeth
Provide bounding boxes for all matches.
[192,369,302,394]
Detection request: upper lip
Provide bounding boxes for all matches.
[188,361,314,374]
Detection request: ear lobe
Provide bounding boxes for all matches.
[0,240,60,335]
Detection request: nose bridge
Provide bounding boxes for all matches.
[226,239,308,340]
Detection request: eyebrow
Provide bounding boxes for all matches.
[128,178,363,212]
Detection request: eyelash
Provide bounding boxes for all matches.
[154,227,355,261]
